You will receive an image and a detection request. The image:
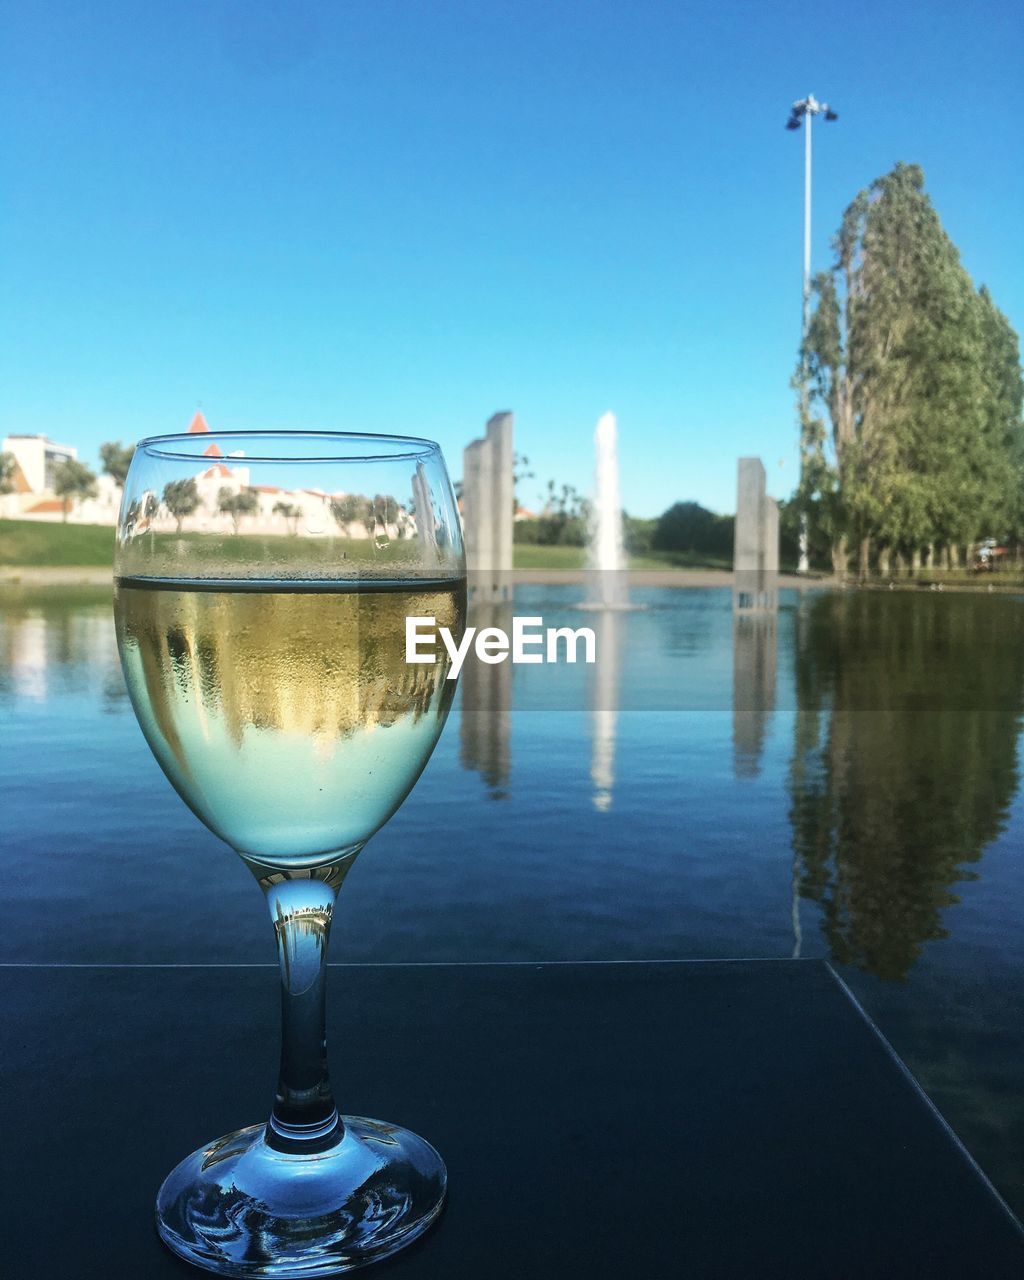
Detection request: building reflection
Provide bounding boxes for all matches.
[789,592,1024,981]
[5,613,48,700]
[731,610,777,779]
[459,601,513,799]
[589,608,624,812]
[0,595,123,706]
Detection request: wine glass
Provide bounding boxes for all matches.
[113,431,466,1276]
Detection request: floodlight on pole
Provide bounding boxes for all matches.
[787,94,838,573]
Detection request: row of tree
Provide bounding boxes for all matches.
[797,162,1024,576]
[128,481,411,537]
[131,480,264,535]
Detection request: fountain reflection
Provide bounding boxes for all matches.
[789,592,1024,981]
[731,610,777,779]
[459,601,513,799]
[589,608,624,812]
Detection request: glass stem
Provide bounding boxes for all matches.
[249,854,360,1152]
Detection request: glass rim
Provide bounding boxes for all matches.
[136,430,442,464]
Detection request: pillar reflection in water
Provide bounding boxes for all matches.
[589,608,624,812]
[731,519,784,943]
[459,601,513,799]
[731,609,778,780]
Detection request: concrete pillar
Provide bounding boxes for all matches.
[734,457,778,611]
[411,461,438,554]
[489,412,514,590]
[734,458,765,579]
[462,411,513,601]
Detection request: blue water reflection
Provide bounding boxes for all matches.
[2,583,1023,1210]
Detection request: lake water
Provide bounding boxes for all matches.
[3,583,1023,1214]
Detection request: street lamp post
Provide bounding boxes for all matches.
[787,94,838,573]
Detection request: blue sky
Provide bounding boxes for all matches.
[2,0,1021,517]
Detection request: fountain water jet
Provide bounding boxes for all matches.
[581,412,639,811]
[585,411,631,610]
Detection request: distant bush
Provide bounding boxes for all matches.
[514,479,589,546]
[513,515,587,547]
[653,501,734,556]
[623,514,656,554]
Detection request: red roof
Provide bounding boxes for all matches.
[188,411,210,434]
[202,441,223,458]
[10,459,31,494]
[25,499,65,513]
[251,484,282,494]
[203,463,231,479]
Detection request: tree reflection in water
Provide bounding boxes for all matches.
[789,591,1024,981]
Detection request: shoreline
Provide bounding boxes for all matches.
[510,569,825,589]
[1,566,1016,593]
[0,566,114,587]
[0,565,827,590]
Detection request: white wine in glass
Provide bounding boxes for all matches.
[114,432,466,1276]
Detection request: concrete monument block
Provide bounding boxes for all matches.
[734,458,766,577]
[734,456,779,611]
[462,411,514,602]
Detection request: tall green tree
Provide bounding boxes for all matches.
[99,441,135,487]
[162,478,200,532]
[52,458,98,522]
[273,500,301,534]
[975,286,1024,543]
[800,163,1023,575]
[329,494,372,532]
[219,487,258,534]
[0,452,17,495]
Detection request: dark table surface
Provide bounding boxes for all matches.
[3,958,1021,1279]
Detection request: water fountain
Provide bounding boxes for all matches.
[583,412,633,810]
[586,411,630,610]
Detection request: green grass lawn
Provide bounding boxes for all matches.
[0,519,116,566]
[628,548,733,571]
[0,521,736,573]
[512,543,731,571]
[512,544,587,569]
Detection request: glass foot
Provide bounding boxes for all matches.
[156,1116,447,1277]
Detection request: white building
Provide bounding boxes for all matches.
[0,432,126,523]
[1,415,415,537]
[2,433,77,494]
